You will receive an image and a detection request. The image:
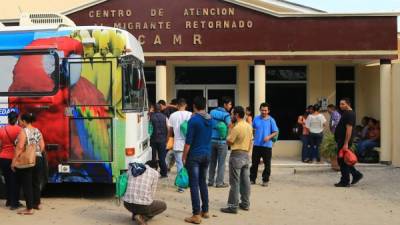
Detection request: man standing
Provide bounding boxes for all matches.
[150,104,168,177]
[250,103,279,187]
[221,106,253,214]
[327,104,341,133]
[208,97,232,188]
[168,98,192,193]
[162,99,178,170]
[183,96,212,224]
[123,163,167,225]
[334,98,363,187]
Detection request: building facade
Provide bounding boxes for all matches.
[1,0,400,165]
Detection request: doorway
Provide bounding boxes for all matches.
[174,66,237,112]
[176,85,236,112]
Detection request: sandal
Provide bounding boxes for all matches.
[17,209,34,215]
[33,204,42,210]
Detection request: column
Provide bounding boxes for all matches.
[156,60,167,102]
[237,62,249,107]
[391,62,400,167]
[254,60,266,114]
[380,59,392,164]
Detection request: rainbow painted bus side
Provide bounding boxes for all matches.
[0,26,151,184]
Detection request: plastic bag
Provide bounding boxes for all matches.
[116,172,128,198]
[175,168,189,189]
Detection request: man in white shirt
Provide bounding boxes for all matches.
[168,98,192,192]
[123,163,167,225]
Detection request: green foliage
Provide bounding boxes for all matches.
[320,132,338,159]
[320,132,357,159]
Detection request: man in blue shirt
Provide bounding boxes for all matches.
[327,104,341,133]
[250,102,279,187]
[183,96,212,224]
[208,97,232,188]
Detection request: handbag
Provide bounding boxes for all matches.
[14,129,36,169]
[339,147,358,166]
[175,168,189,189]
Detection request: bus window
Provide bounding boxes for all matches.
[0,51,59,96]
[122,62,146,111]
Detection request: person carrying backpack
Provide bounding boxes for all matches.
[250,103,279,187]
[208,97,232,188]
[150,104,169,178]
[168,98,192,193]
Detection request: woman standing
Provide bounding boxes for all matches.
[12,113,45,215]
[305,105,326,163]
[297,111,310,162]
[0,111,22,210]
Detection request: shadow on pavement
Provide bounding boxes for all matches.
[41,183,115,199]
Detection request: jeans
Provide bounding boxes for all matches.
[208,142,228,186]
[16,167,34,210]
[0,158,20,207]
[151,142,168,177]
[186,154,210,215]
[309,132,323,161]
[337,142,362,184]
[337,156,362,184]
[227,151,250,209]
[357,140,379,157]
[124,200,167,219]
[250,146,272,183]
[300,135,311,161]
[173,151,184,173]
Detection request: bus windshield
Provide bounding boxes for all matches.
[122,56,146,111]
[0,50,59,96]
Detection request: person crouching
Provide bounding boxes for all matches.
[123,163,167,225]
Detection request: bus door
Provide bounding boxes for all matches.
[64,58,115,183]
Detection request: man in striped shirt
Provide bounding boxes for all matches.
[123,163,167,225]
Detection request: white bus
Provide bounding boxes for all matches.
[0,14,152,185]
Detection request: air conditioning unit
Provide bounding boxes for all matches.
[19,13,76,27]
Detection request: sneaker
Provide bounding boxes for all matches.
[160,175,168,179]
[351,173,364,185]
[201,212,210,219]
[184,214,202,224]
[207,183,214,187]
[216,183,229,188]
[261,181,269,187]
[239,203,249,211]
[220,207,238,214]
[250,180,256,185]
[334,182,350,187]
[134,215,148,225]
[177,188,185,193]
